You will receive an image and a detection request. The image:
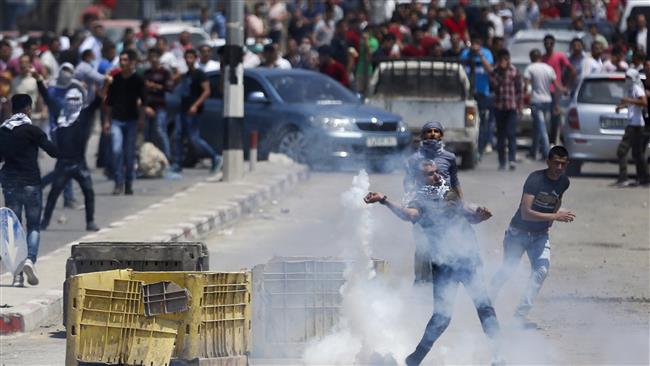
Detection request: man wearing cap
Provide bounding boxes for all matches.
[0,94,59,287]
[404,121,462,283]
[33,65,100,232]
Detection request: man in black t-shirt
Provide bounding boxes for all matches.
[491,146,575,327]
[104,49,145,195]
[171,48,221,173]
[0,94,58,287]
[143,47,173,160]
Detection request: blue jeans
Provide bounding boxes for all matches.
[145,109,171,160]
[173,113,218,167]
[408,261,499,364]
[530,102,551,159]
[477,94,495,154]
[494,109,518,167]
[2,185,42,263]
[110,119,137,186]
[490,226,550,317]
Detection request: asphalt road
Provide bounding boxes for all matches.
[1,152,648,365]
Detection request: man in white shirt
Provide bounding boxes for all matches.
[615,68,649,186]
[524,49,565,159]
[79,22,104,68]
[197,44,220,73]
[155,37,179,74]
[585,41,604,75]
[636,15,647,54]
[260,44,291,69]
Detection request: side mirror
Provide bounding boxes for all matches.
[247,91,269,103]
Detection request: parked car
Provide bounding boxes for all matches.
[508,29,585,136]
[100,20,222,48]
[365,59,479,169]
[166,68,410,170]
[561,72,650,176]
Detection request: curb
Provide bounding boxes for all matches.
[0,165,309,335]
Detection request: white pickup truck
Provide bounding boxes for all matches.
[365,59,479,169]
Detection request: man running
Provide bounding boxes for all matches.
[490,145,575,325]
[0,94,58,287]
[365,160,502,366]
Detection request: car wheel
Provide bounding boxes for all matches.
[460,146,478,170]
[276,127,308,164]
[566,160,582,176]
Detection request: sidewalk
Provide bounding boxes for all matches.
[0,159,309,334]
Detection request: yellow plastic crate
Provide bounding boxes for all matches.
[66,270,252,364]
[65,270,179,366]
[130,271,252,359]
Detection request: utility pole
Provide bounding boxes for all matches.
[222,0,245,181]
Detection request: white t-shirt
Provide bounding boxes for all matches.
[585,57,604,75]
[524,62,556,104]
[637,28,647,54]
[628,84,645,127]
[197,59,220,73]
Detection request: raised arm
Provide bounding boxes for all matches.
[364,192,421,222]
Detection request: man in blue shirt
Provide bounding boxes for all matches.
[490,146,575,326]
[460,34,494,157]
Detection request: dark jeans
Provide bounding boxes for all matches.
[43,131,74,204]
[42,170,74,204]
[173,113,218,166]
[110,119,137,186]
[42,160,95,225]
[549,92,561,145]
[617,125,650,183]
[494,109,518,167]
[407,261,500,365]
[145,109,171,160]
[2,184,42,262]
[477,94,495,154]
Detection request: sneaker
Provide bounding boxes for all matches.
[86,222,100,231]
[170,164,182,173]
[112,185,124,195]
[509,162,516,171]
[22,259,39,286]
[210,155,223,174]
[40,219,49,231]
[12,273,24,287]
[485,144,493,153]
[125,182,134,195]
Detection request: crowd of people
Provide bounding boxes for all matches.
[0,1,648,287]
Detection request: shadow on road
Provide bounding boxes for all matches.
[49,330,66,339]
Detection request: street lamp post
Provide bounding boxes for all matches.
[222,0,245,181]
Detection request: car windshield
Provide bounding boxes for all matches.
[578,79,625,104]
[266,74,358,104]
[510,40,571,59]
[372,65,465,100]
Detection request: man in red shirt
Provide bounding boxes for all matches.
[541,34,575,145]
[443,6,469,42]
[318,45,349,88]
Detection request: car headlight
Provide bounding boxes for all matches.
[322,117,354,131]
[397,120,408,133]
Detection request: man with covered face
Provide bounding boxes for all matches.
[404,121,462,283]
[33,64,100,232]
[365,160,502,366]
